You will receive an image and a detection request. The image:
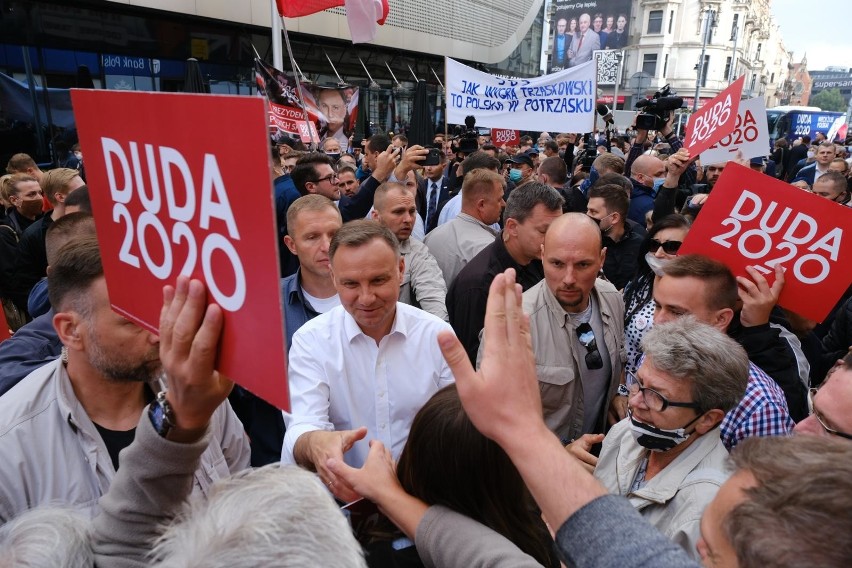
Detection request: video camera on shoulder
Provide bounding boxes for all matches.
[635,84,683,131]
[451,115,480,156]
[578,133,596,172]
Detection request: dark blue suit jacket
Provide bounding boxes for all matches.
[417,176,451,233]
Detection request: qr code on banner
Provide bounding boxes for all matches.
[595,50,619,86]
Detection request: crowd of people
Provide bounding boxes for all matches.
[0,111,851,568]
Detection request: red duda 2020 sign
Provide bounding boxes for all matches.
[683,75,746,156]
[491,128,520,146]
[679,163,852,322]
[71,90,290,410]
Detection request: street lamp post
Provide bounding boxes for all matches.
[694,8,716,112]
[612,49,625,111]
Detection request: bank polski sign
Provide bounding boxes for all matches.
[102,54,161,76]
[445,57,596,132]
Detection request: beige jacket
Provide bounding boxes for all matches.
[521,279,625,443]
[399,237,449,322]
[0,359,250,523]
[595,419,730,558]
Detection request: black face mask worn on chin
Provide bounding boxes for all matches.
[627,408,704,452]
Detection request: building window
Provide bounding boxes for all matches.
[724,56,732,79]
[663,54,669,78]
[771,72,775,82]
[648,10,663,34]
[730,13,739,40]
[701,55,710,87]
[755,43,762,61]
[750,74,757,93]
[643,53,658,77]
[668,10,675,34]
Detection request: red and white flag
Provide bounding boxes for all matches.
[275,0,389,43]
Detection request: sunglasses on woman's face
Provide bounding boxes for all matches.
[649,239,682,255]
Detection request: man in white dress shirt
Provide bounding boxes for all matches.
[283,220,454,502]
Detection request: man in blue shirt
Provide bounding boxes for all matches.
[231,195,342,466]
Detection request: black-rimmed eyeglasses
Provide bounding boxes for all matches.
[622,372,702,413]
[575,323,603,370]
[314,173,339,184]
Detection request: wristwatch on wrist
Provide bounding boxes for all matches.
[148,390,176,438]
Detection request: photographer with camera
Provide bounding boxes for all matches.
[624,86,696,224]
[446,116,484,195]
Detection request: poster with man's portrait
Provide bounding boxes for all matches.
[300,85,359,153]
[547,0,633,73]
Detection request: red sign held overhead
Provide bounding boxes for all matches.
[0,308,10,343]
[679,163,852,322]
[71,90,290,410]
[491,128,520,146]
[683,75,746,156]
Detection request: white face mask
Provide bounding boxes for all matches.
[807,150,815,160]
[74,151,83,161]
[644,252,669,276]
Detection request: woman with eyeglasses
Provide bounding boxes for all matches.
[594,319,749,559]
[622,214,691,375]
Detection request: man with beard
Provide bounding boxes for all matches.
[0,235,249,523]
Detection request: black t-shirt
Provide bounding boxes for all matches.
[93,423,136,471]
[93,385,155,470]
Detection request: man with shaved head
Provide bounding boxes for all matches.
[627,154,666,225]
[479,213,625,443]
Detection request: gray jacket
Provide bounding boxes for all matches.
[424,213,498,287]
[399,237,449,322]
[416,497,700,568]
[0,359,250,523]
[92,407,211,568]
[595,420,730,558]
[520,279,625,442]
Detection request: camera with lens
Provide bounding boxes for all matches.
[577,133,597,172]
[635,84,684,131]
[451,115,481,155]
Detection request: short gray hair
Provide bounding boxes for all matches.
[502,182,564,225]
[0,507,93,568]
[152,465,366,567]
[641,317,748,413]
[726,436,852,567]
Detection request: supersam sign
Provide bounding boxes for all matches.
[679,163,852,322]
[684,75,745,156]
[71,90,290,410]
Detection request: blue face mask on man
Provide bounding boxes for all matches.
[509,169,524,183]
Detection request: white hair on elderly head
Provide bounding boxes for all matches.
[151,464,366,568]
[0,506,93,568]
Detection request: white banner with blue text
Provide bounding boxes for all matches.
[445,57,597,132]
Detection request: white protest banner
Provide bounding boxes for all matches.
[701,97,770,165]
[445,57,596,132]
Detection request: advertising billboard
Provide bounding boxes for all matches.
[546,0,633,73]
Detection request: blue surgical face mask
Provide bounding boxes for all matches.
[509,169,523,182]
[652,177,666,193]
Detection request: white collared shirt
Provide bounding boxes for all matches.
[282,303,455,467]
